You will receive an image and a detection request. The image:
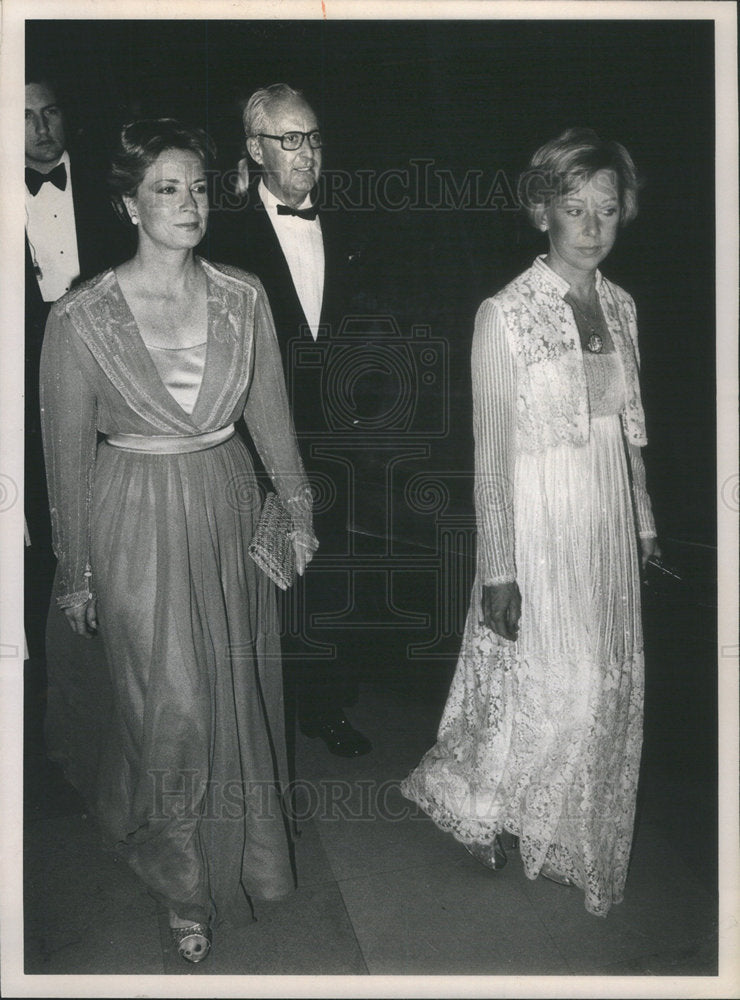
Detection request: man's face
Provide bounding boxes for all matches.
[25,82,66,170]
[247,96,322,208]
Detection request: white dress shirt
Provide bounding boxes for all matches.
[259,179,325,340]
[25,150,81,303]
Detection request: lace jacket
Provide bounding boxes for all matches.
[473,256,656,585]
[496,255,647,450]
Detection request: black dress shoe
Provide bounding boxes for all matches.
[300,713,373,757]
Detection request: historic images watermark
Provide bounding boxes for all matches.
[145,770,625,837]
[210,162,604,214]
[147,771,426,823]
[214,160,522,214]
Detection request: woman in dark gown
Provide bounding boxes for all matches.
[41,119,317,961]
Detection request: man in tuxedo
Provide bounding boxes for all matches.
[212,83,372,757]
[24,73,129,656]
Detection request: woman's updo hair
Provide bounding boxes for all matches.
[518,127,642,228]
[108,118,216,225]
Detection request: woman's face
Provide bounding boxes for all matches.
[541,169,621,280]
[124,147,208,251]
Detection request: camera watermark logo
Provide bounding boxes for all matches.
[286,315,447,440]
[254,313,481,659]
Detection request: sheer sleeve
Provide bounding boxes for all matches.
[471,298,517,585]
[242,284,317,549]
[627,443,657,538]
[39,305,98,607]
[622,294,656,539]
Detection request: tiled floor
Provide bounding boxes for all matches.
[17,541,729,994]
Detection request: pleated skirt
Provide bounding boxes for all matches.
[48,433,294,926]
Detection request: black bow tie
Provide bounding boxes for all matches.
[26,162,67,196]
[276,203,318,221]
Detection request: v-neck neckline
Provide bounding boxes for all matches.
[110,257,211,424]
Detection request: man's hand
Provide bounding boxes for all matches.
[481,581,521,642]
[63,597,98,638]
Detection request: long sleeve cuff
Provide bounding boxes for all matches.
[41,304,98,607]
[285,486,318,553]
[627,442,657,538]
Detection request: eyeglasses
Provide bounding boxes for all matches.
[255,130,322,151]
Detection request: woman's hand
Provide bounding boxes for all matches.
[640,536,661,570]
[63,597,98,638]
[292,533,317,577]
[481,581,521,641]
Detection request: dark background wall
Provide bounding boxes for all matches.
[26,17,717,549]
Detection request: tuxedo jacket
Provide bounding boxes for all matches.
[25,151,132,540]
[25,152,132,370]
[208,179,361,439]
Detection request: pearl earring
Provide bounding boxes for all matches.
[131,215,138,225]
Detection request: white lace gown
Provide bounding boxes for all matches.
[401,260,655,917]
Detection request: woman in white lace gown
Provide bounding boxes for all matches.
[401,129,659,917]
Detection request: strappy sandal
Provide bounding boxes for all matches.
[171,922,211,963]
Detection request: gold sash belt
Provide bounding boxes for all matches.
[105,424,235,454]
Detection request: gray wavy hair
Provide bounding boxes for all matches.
[242,83,304,137]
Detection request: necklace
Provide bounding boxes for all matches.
[568,294,604,354]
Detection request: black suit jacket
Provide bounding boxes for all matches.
[208,179,360,438]
[25,152,131,387]
[25,152,132,541]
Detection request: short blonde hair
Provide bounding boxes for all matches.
[518,127,642,227]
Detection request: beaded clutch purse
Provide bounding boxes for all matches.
[248,492,296,590]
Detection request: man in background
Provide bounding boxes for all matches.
[24,71,129,657]
[212,83,372,758]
